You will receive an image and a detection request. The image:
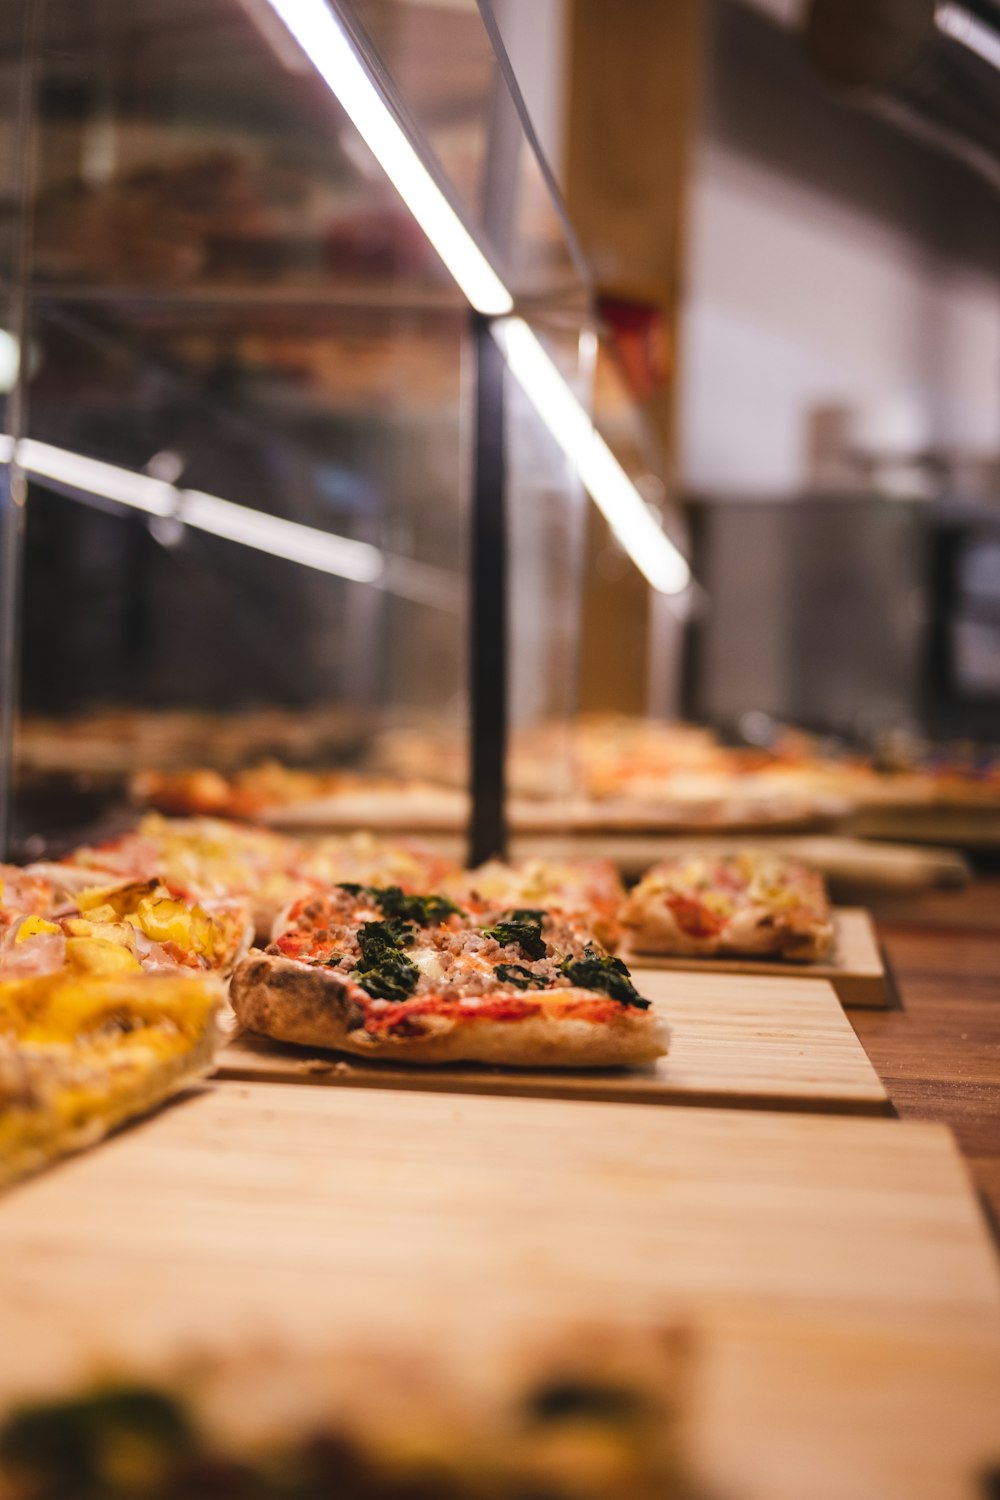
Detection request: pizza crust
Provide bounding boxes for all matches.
[230,953,668,1069]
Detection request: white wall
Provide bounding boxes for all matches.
[679,0,1000,494]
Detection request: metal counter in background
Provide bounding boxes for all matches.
[683,492,1000,746]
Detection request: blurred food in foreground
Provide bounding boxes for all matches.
[0,970,221,1190]
[0,1330,707,1500]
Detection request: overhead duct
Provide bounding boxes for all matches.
[806,0,1000,187]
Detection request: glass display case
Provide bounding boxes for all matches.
[0,0,685,861]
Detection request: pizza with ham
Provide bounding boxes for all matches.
[231,885,667,1068]
[55,815,458,940]
[622,851,834,962]
[0,875,251,983]
[0,865,55,932]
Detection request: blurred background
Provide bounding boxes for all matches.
[0,0,998,843]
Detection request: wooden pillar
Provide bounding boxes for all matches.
[564,0,701,714]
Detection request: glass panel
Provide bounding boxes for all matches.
[31,0,466,308]
[0,0,32,858]
[13,0,480,854]
[344,0,590,306]
[590,331,689,721]
[506,310,589,816]
[7,0,595,855]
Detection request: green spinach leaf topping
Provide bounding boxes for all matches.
[338,884,460,927]
[495,963,550,991]
[558,948,650,1009]
[0,1386,194,1491]
[482,917,547,961]
[351,919,419,1001]
[374,886,461,926]
[524,1378,648,1425]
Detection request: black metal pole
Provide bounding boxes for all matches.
[468,312,508,866]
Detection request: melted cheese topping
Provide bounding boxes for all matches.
[0,970,219,1048]
[0,971,221,1186]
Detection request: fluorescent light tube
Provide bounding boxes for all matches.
[180,488,382,582]
[2,435,469,605]
[935,2,1000,71]
[257,1,690,594]
[494,318,691,595]
[3,6,690,602]
[262,0,513,317]
[19,438,178,517]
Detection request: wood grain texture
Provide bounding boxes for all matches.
[621,908,888,1008]
[864,881,1000,932]
[0,1083,996,1412]
[219,967,889,1114]
[692,1307,1000,1500]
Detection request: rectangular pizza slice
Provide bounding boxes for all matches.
[231,884,667,1069]
[621,851,835,962]
[0,969,221,1189]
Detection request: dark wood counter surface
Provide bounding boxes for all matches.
[852,879,1000,1232]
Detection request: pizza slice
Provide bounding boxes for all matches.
[622,851,834,962]
[232,885,667,1068]
[131,763,468,832]
[0,969,221,1188]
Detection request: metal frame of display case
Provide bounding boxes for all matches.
[470,312,509,863]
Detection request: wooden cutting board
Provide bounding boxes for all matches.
[218,967,890,1115]
[692,1306,1000,1500]
[0,1083,996,1411]
[620,908,889,1009]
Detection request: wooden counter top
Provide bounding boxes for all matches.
[853,878,1000,1229]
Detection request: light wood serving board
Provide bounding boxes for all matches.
[692,1307,1000,1500]
[0,1084,997,1403]
[621,908,889,1009]
[218,967,889,1115]
[2,1086,997,1499]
